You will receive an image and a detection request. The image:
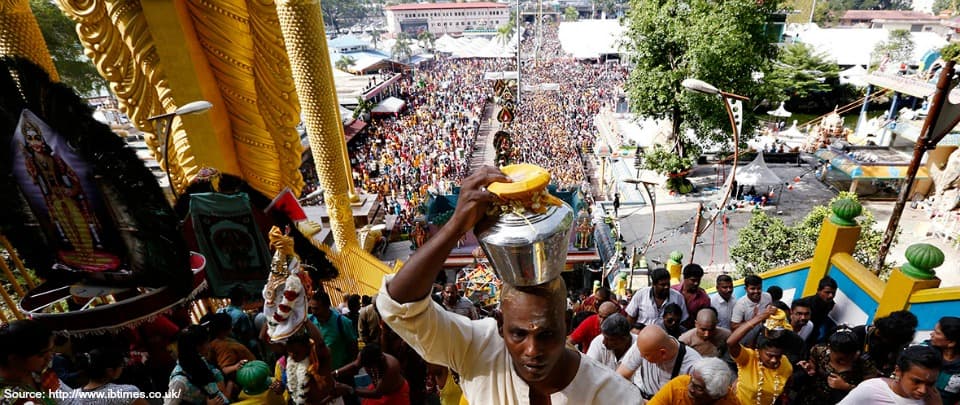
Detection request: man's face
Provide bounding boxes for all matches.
[716,281,733,300]
[695,320,717,341]
[896,364,939,400]
[499,293,567,383]
[443,285,458,305]
[683,276,702,293]
[758,347,783,369]
[652,278,670,300]
[602,334,632,357]
[663,312,680,330]
[791,305,811,328]
[687,371,712,403]
[817,286,836,303]
[746,284,762,303]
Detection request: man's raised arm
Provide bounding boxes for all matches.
[386,166,509,304]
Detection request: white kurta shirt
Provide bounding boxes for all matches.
[624,287,688,327]
[710,294,736,329]
[377,276,642,405]
[585,334,637,371]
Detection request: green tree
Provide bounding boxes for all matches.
[933,0,952,14]
[496,21,515,46]
[768,43,837,100]
[730,192,897,278]
[30,0,105,95]
[322,0,366,33]
[417,31,436,52]
[564,6,580,21]
[391,33,413,62]
[622,0,781,159]
[871,29,915,71]
[369,28,383,50]
[335,55,356,72]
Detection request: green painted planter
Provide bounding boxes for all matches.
[829,198,862,226]
[901,243,944,280]
[668,251,683,266]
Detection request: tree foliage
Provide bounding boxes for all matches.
[391,33,413,62]
[765,43,858,111]
[871,29,915,70]
[30,0,104,96]
[622,0,782,157]
[322,0,367,33]
[730,193,897,279]
[335,55,356,72]
[564,6,580,21]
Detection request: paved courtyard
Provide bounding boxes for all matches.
[609,156,960,288]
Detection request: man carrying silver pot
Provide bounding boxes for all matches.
[376,166,641,405]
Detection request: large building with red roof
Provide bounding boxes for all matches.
[384,2,510,36]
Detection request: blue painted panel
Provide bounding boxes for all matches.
[908,300,960,331]
[828,265,879,325]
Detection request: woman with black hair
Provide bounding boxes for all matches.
[928,316,960,405]
[164,325,229,405]
[727,305,796,405]
[853,310,918,376]
[0,320,65,405]
[796,327,880,404]
[839,345,943,404]
[65,348,148,405]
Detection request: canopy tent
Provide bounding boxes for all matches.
[728,152,786,205]
[839,65,868,88]
[767,102,792,118]
[730,152,783,186]
[371,96,406,116]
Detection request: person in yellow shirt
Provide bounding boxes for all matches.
[727,305,795,405]
[647,357,739,405]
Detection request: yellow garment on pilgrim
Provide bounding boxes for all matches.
[734,347,793,405]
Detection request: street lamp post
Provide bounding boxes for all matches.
[681,79,748,263]
[146,100,213,200]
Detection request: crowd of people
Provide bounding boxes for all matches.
[561,263,960,405]
[345,58,511,231]
[504,21,628,191]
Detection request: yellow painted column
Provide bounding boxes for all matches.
[0,0,59,81]
[804,198,862,297]
[875,243,943,318]
[275,0,357,250]
[138,0,241,192]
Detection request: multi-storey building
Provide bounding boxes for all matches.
[384,2,510,36]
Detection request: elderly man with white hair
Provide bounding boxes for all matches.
[646,357,739,405]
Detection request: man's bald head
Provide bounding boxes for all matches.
[500,277,567,325]
[598,301,618,318]
[694,307,720,340]
[636,323,678,364]
[696,307,719,326]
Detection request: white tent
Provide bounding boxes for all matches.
[729,152,783,187]
[767,102,792,118]
[839,65,868,88]
[371,97,406,115]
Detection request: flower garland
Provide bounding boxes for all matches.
[755,357,781,405]
[286,355,311,404]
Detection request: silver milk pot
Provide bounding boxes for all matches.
[477,202,574,286]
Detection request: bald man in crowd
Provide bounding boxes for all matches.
[617,322,702,400]
[567,301,619,353]
[679,307,731,358]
